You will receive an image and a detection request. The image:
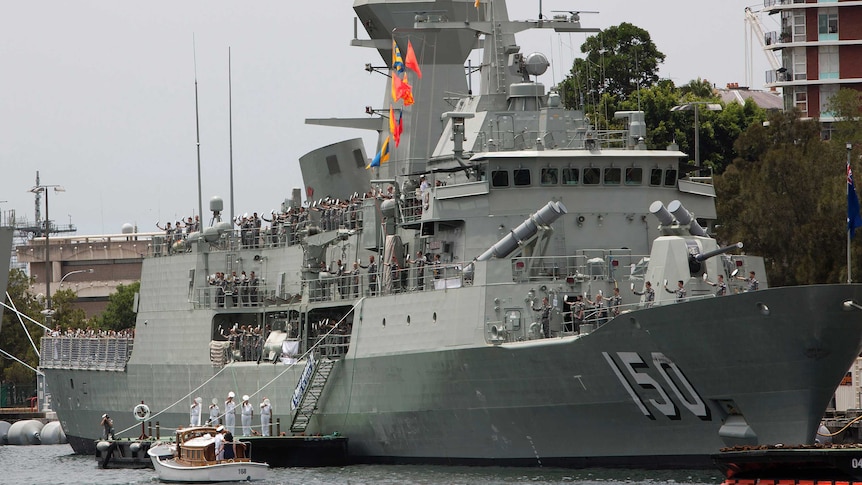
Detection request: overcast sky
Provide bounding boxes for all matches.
[0,0,773,236]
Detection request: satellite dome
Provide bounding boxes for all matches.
[121,223,134,234]
[209,196,224,212]
[524,52,549,77]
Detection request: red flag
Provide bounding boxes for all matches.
[396,110,403,145]
[405,40,422,78]
[389,105,401,147]
[400,73,414,106]
[391,72,403,104]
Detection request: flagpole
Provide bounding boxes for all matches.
[849,143,853,284]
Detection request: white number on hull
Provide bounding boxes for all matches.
[603,351,711,421]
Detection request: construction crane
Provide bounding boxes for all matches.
[744,6,782,87]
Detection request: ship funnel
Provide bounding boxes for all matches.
[476,201,567,261]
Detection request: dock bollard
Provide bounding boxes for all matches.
[156,421,160,439]
[276,418,280,436]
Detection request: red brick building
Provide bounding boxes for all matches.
[764,0,862,121]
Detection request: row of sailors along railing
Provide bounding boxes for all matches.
[39,337,133,371]
[190,252,651,309]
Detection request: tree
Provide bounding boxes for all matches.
[715,109,849,286]
[97,281,140,331]
[0,270,43,388]
[559,23,665,110]
[50,288,88,330]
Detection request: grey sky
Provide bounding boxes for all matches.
[0,1,771,236]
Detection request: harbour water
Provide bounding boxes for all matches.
[1,444,724,485]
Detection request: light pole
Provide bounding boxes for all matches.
[59,268,94,288]
[670,102,722,168]
[29,183,65,324]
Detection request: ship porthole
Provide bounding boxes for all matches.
[433,312,437,324]
[757,302,770,316]
[407,315,411,325]
[382,318,386,327]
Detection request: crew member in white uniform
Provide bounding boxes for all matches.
[259,398,272,436]
[189,397,202,426]
[241,395,253,436]
[224,391,237,434]
[208,398,220,426]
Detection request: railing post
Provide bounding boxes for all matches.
[276,418,281,436]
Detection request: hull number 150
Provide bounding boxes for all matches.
[603,351,711,421]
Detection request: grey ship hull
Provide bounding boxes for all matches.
[48,284,862,467]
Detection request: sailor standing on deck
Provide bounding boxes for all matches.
[665,280,687,302]
[190,397,202,426]
[632,281,656,307]
[224,392,237,434]
[737,271,759,292]
[259,397,271,436]
[532,297,552,338]
[706,274,728,296]
[209,398,220,426]
[241,395,253,436]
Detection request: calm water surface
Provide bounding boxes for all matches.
[0,444,725,485]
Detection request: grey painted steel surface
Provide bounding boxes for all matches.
[40,0,862,469]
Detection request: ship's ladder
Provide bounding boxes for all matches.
[289,357,337,433]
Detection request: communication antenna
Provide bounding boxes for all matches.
[193,35,204,230]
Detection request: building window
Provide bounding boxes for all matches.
[819,45,839,80]
[604,168,621,185]
[792,47,806,81]
[820,84,838,120]
[625,167,643,185]
[491,170,509,187]
[818,9,838,41]
[583,167,601,185]
[562,168,579,185]
[794,88,808,114]
[540,168,559,186]
[649,168,663,186]
[326,155,340,175]
[513,168,531,186]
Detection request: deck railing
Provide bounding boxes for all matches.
[39,337,133,371]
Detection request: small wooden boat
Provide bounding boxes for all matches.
[147,426,268,482]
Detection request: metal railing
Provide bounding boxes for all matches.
[40,336,133,371]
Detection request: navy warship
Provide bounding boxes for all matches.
[38,0,862,468]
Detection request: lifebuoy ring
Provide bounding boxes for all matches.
[133,403,151,422]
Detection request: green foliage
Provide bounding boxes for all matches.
[97,281,139,331]
[716,109,850,286]
[0,270,42,385]
[559,22,665,110]
[50,288,88,330]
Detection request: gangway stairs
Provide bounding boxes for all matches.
[290,357,337,433]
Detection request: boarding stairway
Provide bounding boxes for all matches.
[290,357,337,433]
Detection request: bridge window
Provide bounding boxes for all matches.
[326,155,340,175]
[583,167,600,185]
[626,167,643,185]
[562,168,579,185]
[664,169,678,187]
[604,168,621,185]
[491,170,509,187]
[541,168,558,186]
[649,168,663,186]
[513,168,531,186]
[353,149,366,169]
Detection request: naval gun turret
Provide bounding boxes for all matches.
[637,200,743,304]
